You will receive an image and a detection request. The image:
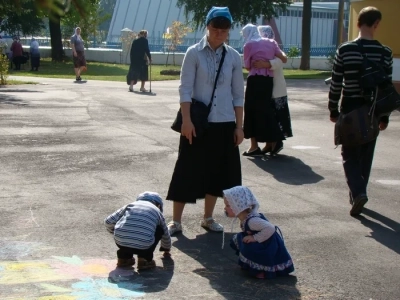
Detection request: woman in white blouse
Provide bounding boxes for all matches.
[167,6,245,236]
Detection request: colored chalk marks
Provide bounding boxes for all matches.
[0,256,145,299]
[71,278,145,299]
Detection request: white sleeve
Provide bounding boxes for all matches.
[247,217,276,243]
[179,48,197,103]
[270,57,284,71]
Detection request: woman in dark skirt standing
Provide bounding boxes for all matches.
[257,25,293,153]
[167,7,245,235]
[127,30,151,92]
[241,24,288,157]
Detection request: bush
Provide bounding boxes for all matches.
[0,54,9,85]
[326,51,336,69]
[287,46,300,69]
[160,69,180,76]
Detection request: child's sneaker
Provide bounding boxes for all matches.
[117,258,135,268]
[137,258,156,270]
[167,221,182,236]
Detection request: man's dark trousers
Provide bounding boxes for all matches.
[341,138,377,199]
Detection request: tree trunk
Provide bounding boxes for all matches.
[300,0,312,70]
[49,14,64,62]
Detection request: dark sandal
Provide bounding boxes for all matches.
[242,147,263,157]
[271,141,284,155]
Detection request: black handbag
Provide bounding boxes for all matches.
[334,104,379,147]
[356,40,400,116]
[374,82,400,116]
[171,47,226,137]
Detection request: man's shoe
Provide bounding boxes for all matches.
[350,194,368,216]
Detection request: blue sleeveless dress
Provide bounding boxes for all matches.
[230,213,294,278]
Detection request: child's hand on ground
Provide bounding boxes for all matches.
[243,235,256,243]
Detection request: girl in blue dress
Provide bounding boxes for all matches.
[223,186,294,279]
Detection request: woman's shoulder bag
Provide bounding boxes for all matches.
[171,47,226,138]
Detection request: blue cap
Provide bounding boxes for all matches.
[206,6,233,25]
[136,191,164,212]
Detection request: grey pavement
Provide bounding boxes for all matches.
[1,76,399,300]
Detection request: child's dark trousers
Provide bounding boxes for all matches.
[116,225,163,261]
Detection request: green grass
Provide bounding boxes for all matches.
[7,79,38,85]
[9,58,331,82]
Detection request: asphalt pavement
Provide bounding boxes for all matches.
[1,76,399,300]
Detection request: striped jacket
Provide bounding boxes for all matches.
[105,201,171,250]
[329,38,393,121]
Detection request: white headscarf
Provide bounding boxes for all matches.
[258,25,275,40]
[241,23,261,44]
[74,27,82,41]
[30,38,39,49]
[223,186,260,217]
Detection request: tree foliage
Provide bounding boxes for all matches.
[0,0,45,36]
[176,0,291,29]
[61,0,105,48]
[163,21,191,66]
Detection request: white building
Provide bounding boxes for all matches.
[107,1,347,56]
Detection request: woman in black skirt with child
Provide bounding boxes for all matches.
[167,6,245,235]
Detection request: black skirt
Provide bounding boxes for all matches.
[273,96,293,138]
[243,75,285,143]
[167,122,242,204]
[127,60,148,85]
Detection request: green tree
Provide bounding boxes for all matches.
[0,0,45,36]
[7,0,87,16]
[287,46,300,69]
[299,0,312,70]
[163,21,191,66]
[176,0,291,29]
[61,0,105,48]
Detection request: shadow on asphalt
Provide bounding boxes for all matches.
[173,232,300,300]
[0,89,42,93]
[131,91,157,96]
[0,93,29,106]
[355,209,400,254]
[248,154,324,185]
[107,256,174,293]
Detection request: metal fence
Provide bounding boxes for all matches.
[19,37,336,57]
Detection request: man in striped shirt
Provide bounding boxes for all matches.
[105,191,171,269]
[328,6,393,216]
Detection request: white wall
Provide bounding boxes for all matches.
[276,16,335,46]
[25,46,331,70]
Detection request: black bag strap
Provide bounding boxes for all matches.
[207,46,226,110]
[355,39,385,65]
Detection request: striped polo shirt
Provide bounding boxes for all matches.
[329,38,393,119]
[105,201,171,250]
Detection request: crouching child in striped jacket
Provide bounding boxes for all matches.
[105,191,171,270]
